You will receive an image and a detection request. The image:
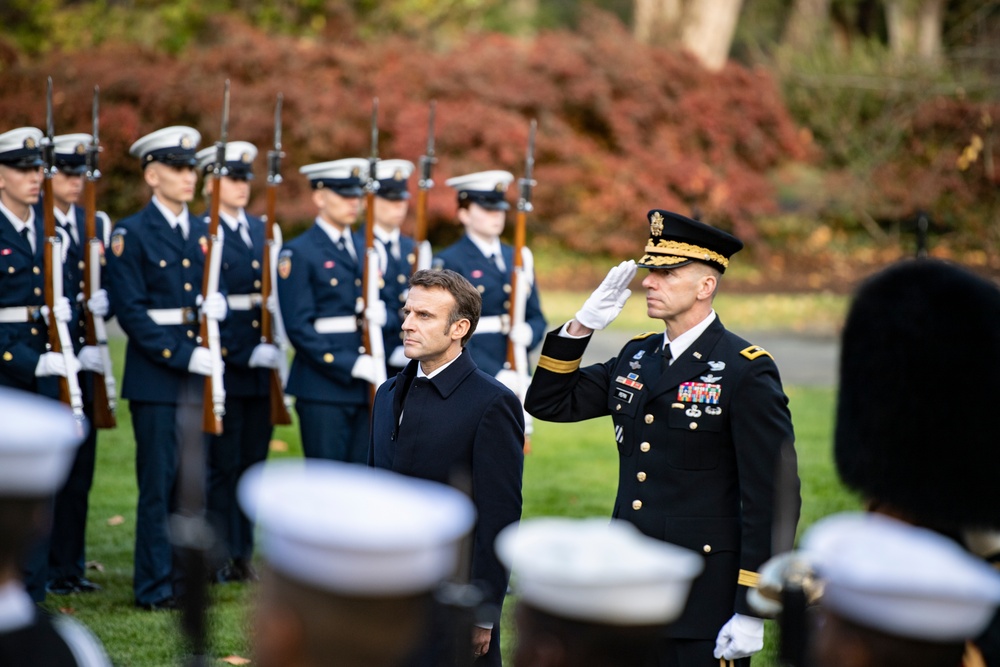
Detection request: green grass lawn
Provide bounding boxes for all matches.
[46,304,857,666]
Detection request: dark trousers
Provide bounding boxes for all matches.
[20,500,54,603]
[131,380,208,605]
[650,638,751,667]
[295,400,369,463]
[48,378,98,581]
[207,394,272,563]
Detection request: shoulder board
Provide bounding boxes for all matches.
[740,345,774,361]
[631,331,660,341]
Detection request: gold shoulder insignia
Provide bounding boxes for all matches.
[740,345,774,361]
[631,331,659,341]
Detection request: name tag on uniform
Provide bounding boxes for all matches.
[678,381,721,405]
[614,388,635,404]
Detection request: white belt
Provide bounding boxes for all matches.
[227,293,263,311]
[474,315,509,335]
[314,315,359,334]
[148,307,198,326]
[0,306,42,324]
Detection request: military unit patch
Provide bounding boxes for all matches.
[678,381,721,404]
[278,255,292,279]
[111,234,124,257]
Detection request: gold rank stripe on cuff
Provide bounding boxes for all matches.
[537,355,582,374]
[737,569,760,588]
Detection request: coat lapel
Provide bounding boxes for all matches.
[648,319,726,400]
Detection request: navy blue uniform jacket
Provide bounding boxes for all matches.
[525,318,799,639]
[106,202,216,403]
[369,349,524,613]
[276,223,367,405]
[434,235,546,376]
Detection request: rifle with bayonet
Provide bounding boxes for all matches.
[82,85,117,429]
[505,119,537,449]
[42,77,85,424]
[199,80,229,435]
[413,100,436,273]
[261,93,293,426]
[361,97,387,400]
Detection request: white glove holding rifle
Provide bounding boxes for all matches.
[574,260,637,331]
[86,288,110,318]
[40,296,73,327]
[77,346,105,373]
[188,348,223,376]
[365,300,388,328]
[713,613,764,660]
[35,351,78,377]
[197,292,228,322]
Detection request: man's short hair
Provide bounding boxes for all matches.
[409,269,481,346]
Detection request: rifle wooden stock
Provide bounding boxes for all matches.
[362,191,377,404]
[413,187,428,272]
[262,185,291,425]
[82,179,115,428]
[200,189,224,435]
[505,209,527,371]
[42,178,71,407]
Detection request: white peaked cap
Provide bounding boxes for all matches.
[195,141,259,172]
[128,126,201,162]
[803,512,1000,642]
[496,517,704,625]
[298,158,369,181]
[52,133,93,155]
[0,128,43,153]
[238,459,476,596]
[445,170,514,193]
[375,159,415,181]
[0,387,85,497]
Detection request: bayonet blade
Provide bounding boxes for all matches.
[369,97,379,160]
[215,80,230,177]
[268,93,284,186]
[91,86,99,144]
[426,100,436,157]
[274,93,283,152]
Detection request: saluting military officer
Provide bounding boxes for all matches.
[195,141,281,583]
[525,210,800,667]
[34,133,113,597]
[277,158,381,463]
[433,170,546,378]
[369,158,417,374]
[106,126,229,610]
[0,127,78,603]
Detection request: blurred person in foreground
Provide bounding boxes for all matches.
[238,458,475,667]
[0,387,110,666]
[525,209,800,667]
[496,517,704,667]
[833,259,1000,665]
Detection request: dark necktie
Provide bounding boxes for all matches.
[662,343,673,371]
[491,253,504,273]
[19,227,32,253]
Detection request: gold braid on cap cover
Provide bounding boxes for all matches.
[641,239,730,269]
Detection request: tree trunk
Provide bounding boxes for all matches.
[634,0,683,45]
[885,0,944,65]
[782,0,832,52]
[680,0,745,71]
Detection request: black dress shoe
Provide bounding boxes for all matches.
[69,575,102,593]
[136,596,177,611]
[232,559,259,583]
[46,577,78,596]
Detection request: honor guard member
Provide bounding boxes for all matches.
[106,126,229,610]
[833,259,1000,666]
[0,387,111,667]
[369,158,417,373]
[34,134,113,597]
[525,210,800,667]
[195,141,281,583]
[802,513,1000,667]
[277,158,381,463]
[496,517,704,667]
[433,170,546,378]
[238,459,475,667]
[0,127,78,603]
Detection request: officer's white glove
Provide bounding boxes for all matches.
[266,294,279,315]
[351,354,380,384]
[713,613,764,660]
[41,297,74,327]
[249,343,282,369]
[187,347,220,376]
[35,351,74,377]
[197,292,228,321]
[508,322,533,348]
[365,300,388,328]
[87,289,110,318]
[495,369,521,395]
[574,260,637,330]
[388,346,409,368]
[77,346,105,373]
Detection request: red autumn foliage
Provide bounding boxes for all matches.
[1,11,812,257]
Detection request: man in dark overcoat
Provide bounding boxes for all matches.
[369,268,524,666]
[525,210,800,667]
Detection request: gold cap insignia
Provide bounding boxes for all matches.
[75,143,87,154]
[495,182,504,191]
[650,212,664,237]
[241,152,252,163]
[24,138,36,149]
[394,169,404,180]
[180,136,191,149]
[351,167,360,177]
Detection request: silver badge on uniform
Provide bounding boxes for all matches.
[700,374,722,383]
[708,361,726,371]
